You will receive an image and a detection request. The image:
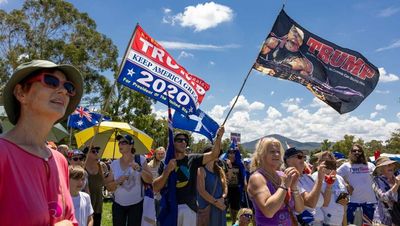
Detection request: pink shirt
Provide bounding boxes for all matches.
[0,138,77,226]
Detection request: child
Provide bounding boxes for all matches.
[69,165,94,226]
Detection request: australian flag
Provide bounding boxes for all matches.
[158,102,178,226]
[67,106,107,130]
[172,109,219,142]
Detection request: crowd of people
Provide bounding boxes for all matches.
[1,60,400,226]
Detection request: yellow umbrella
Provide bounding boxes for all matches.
[74,121,153,159]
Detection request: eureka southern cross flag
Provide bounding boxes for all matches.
[172,109,219,142]
[253,9,379,114]
[117,25,210,115]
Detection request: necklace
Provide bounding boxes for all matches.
[259,168,282,188]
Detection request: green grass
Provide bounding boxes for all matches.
[101,200,235,226]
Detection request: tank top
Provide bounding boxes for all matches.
[251,169,294,226]
[197,167,223,209]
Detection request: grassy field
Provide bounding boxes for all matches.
[101,200,235,226]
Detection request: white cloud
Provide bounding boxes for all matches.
[375,90,390,94]
[270,91,275,96]
[378,67,399,83]
[159,41,239,50]
[163,8,172,14]
[209,95,399,143]
[249,102,265,111]
[378,7,400,17]
[266,106,282,119]
[177,51,194,59]
[0,0,7,5]
[375,104,387,111]
[164,2,234,32]
[209,61,215,66]
[370,112,378,119]
[376,40,400,52]
[151,106,167,119]
[397,112,400,120]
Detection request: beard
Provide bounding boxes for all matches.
[350,154,365,164]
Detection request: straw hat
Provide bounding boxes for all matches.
[3,60,83,125]
[373,156,400,176]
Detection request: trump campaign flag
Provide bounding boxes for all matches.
[67,106,108,130]
[172,109,219,142]
[253,9,379,114]
[117,25,210,115]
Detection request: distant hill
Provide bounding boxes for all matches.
[241,134,321,153]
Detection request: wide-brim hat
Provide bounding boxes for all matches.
[3,60,83,125]
[373,156,400,176]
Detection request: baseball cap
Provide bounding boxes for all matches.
[284,147,303,161]
[116,134,134,145]
[3,60,83,125]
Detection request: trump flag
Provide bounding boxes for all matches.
[253,9,379,114]
[117,25,210,115]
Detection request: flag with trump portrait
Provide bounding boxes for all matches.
[117,25,210,115]
[253,9,379,114]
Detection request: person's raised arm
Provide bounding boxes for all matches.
[153,159,176,192]
[202,126,224,165]
[302,164,326,208]
[139,161,153,184]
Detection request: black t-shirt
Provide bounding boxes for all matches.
[224,161,242,188]
[158,154,204,212]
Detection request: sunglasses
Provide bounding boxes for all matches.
[91,149,99,154]
[293,154,305,160]
[351,149,362,153]
[71,156,85,161]
[174,138,188,143]
[242,213,252,219]
[118,140,129,145]
[26,73,76,96]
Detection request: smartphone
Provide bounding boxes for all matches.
[324,160,337,170]
[336,192,349,203]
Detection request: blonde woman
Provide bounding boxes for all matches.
[233,208,254,226]
[247,138,304,225]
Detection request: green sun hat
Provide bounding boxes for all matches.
[3,60,83,125]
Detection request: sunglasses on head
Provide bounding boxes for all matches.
[174,138,188,143]
[242,213,252,219]
[72,156,85,161]
[91,149,99,154]
[26,73,76,96]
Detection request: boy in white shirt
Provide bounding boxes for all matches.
[69,165,94,226]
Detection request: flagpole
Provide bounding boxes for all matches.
[87,24,140,151]
[69,127,73,147]
[222,66,253,126]
[222,16,277,126]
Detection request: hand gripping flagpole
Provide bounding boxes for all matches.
[86,24,140,153]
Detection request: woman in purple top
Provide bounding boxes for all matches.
[247,137,304,226]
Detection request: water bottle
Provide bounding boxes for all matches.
[353,207,363,226]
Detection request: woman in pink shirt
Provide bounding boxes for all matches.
[0,60,83,226]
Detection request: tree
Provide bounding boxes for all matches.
[386,129,400,154]
[331,134,355,156]
[320,139,332,151]
[364,139,384,156]
[0,1,167,147]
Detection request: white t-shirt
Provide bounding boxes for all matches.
[312,172,347,226]
[337,162,377,203]
[111,155,146,206]
[298,174,325,222]
[72,192,94,226]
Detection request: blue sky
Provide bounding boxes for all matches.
[3,0,400,143]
